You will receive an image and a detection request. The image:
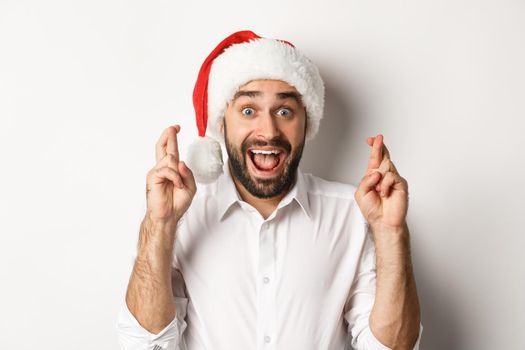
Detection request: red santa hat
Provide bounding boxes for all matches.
[186,30,325,184]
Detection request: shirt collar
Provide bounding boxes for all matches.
[216,162,311,221]
[276,166,311,220]
[216,162,243,220]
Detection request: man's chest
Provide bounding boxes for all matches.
[176,212,365,302]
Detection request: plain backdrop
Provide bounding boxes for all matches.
[1,0,524,349]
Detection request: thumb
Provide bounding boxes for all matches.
[179,161,197,194]
[355,171,381,201]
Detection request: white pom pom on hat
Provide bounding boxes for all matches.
[186,30,325,184]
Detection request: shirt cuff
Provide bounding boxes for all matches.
[115,300,187,350]
[360,323,423,350]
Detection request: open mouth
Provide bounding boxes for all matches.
[246,148,287,177]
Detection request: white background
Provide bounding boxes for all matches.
[1,1,524,349]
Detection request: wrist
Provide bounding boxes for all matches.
[369,221,410,253]
[138,213,179,253]
[144,210,180,230]
[369,221,408,238]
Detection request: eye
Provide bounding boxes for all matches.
[276,108,292,117]
[241,107,255,117]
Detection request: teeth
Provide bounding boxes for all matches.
[250,149,281,155]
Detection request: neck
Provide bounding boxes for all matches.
[229,164,294,220]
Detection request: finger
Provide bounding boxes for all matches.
[378,158,396,174]
[155,127,171,163]
[355,171,382,201]
[378,157,400,177]
[366,137,374,146]
[166,126,180,163]
[389,157,398,174]
[382,142,391,160]
[155,125,180,163]
[179,161,197,194]
[367,134,383,171]
[379,171,396,197]
[155,154,179,170]
[150,167,184,189]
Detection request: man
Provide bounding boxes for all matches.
[116,30,422,350]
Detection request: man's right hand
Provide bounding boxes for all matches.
[145,125,197,225]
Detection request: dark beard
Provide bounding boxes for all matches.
[223,122,305,199]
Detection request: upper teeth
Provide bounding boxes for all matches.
[251,149,281,155]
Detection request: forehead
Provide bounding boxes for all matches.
[231,79,303,104]
[239,79,298,91]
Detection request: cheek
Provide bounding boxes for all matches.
[225,126,250,151]
[228,122,256,144]
[282,120,306,145]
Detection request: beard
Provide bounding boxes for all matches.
[223,122,305,199]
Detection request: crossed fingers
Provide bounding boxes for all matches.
[156,125,181,164]
[366,134,398,176]
[365,134,406,197]
[153,125,184,188]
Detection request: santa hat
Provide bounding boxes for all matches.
[186,30,325,184]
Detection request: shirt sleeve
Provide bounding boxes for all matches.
[115,296,188,350]
[116,252,189,350]
[344,223,423,350]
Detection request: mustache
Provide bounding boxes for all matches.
[241,137,292,155]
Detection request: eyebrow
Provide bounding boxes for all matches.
[232,90,302,104]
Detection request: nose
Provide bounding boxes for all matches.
[256,111,281,140]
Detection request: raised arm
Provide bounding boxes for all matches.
[125,125,196,334]
[354,134,421,349]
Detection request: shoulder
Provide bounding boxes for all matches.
[193,179,219,200]
[301,171,358,200]
[299,172,369,244]
[300,171,368,224]
[182,180,219,217]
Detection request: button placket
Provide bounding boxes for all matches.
[257,221,277,349]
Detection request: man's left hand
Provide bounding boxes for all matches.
[355,134,409,232]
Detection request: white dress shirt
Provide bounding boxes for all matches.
[116,163,423,350]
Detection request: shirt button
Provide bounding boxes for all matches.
[264,335,271,343]
[263,276,270,284]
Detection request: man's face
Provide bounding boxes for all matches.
[221,79,307,199]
